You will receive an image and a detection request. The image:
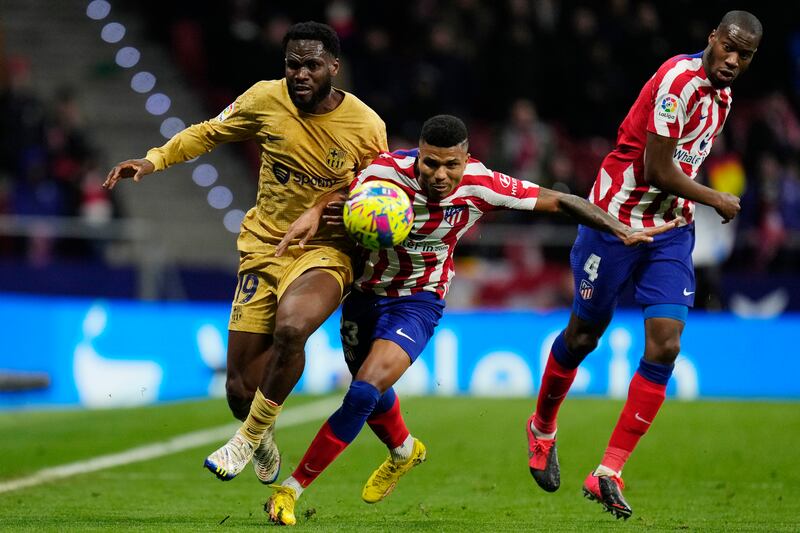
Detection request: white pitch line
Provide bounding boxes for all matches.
[0,396,341,494]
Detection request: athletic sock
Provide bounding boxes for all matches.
[594,464,620,477]
[367,387,410,449]
[390,434,415,463]
[240,388,282,446]
[281,476,304,498]
[532,336,580,435]
[531,423,556,441]
[600,359,673,472]
[291,381,380,488]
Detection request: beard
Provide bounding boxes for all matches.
[288,77,333,113]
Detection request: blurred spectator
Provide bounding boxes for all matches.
[493,99,554,185]
[0,56,47,177]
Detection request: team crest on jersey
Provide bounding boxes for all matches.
[216,102,235,122]
[326,147,348,170]
[579,279,594,300]
[657,95,678,123]
[444,205,467,226]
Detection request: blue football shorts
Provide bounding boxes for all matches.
[570,223,696,323]
[339,289,445,376]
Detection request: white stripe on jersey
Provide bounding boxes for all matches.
[628,186,662,229]
[454,184,538,210]
[606,163,637,221]
[596,168,613,203]
[464,161,493,177]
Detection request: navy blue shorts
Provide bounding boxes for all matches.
[570,223,696,323]
[339,289,445,376]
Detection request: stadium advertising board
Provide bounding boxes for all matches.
[0,295,797,408]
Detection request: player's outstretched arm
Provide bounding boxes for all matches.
[275,188,348,257]
[644,132,740,223]
[103,158,155,190]
[535,188,677,246]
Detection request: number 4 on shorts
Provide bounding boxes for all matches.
[583,253,601,281]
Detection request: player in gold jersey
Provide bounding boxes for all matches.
[103,22,387,484]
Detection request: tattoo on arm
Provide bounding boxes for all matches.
[558,194,626,236]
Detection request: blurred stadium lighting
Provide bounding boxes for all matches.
[86,0,111,20]
[131,71,156,93]
[145,93,171,115]
[207,186,233,209]
[223,210,246,233]
[101,22,126,43]
[192,164,219,187]
[159,117,185,138]
[115,46,140,68]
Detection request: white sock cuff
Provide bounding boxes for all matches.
[282,476,304,498]
[390,434,415,462]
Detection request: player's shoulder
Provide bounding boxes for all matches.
[654,52,707,90]
[358,150,415,187]
[364,150,412,174]
[232,79,285,110]
[461,157,495,184]
[243,79,284,97]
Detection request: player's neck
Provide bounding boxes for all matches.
[311,89,344,114]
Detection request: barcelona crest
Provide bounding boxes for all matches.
[326,147,348,170]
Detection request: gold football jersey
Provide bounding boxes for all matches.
[145,79,387,252]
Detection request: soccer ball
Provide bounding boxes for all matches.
[343,180,414,250]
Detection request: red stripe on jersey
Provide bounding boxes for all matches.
[641,190,670,227]
[391,247,415,286]
[681,199,693,222]
[617,185,648,226]
[415,251,441,292]
[369,249,390,291]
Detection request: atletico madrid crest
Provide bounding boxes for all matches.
[579,279,594,300]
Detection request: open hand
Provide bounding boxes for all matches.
[103,159,155,190]
[275,207,323,257]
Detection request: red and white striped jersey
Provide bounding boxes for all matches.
[590,52,732,228]
[351,149,540,298]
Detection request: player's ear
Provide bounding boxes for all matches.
[708,29,717,45]
[329,57,340,76]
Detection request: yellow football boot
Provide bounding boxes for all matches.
[265,485,298,526]
[362,438,426,503]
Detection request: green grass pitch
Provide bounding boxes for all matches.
[1,395,798,532]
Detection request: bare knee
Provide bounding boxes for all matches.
[273,325,307,362]
[645,338,681,365]
[564,329,600,357]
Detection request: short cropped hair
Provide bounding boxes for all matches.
[282,21,341,58]
[719,11,763,39]
[420,115,469,148]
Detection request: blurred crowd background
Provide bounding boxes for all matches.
[1,0,799,313]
